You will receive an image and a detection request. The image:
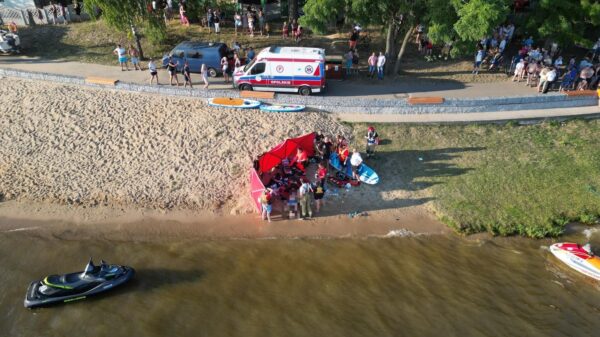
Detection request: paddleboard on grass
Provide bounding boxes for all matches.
[259,104,306,112]
[550,242,600,281]
[208,97,261,109]
[329,153,352,177]
[329,153,379,185]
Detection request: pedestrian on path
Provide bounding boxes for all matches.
[183,60,193,88]
[368,52,377,78]
[221,56,230,83]
[128,45,141,70]
[376,52,386,80]
[349,28,359,50]
[113,44,129,71]
[167,56,180,86]
[345,50,354,76]
[258,8,265,36]
[473,47,484,75]
[148,58,159,85]
[201,63,209,89]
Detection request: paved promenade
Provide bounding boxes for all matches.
[0,56,538,99]
[1,56,598,123]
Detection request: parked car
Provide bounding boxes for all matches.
[161,41,243,77]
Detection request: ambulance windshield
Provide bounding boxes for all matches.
[244,58,256,73]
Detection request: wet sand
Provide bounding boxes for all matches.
[0,200,449,242]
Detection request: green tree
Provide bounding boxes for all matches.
[526,0,600,48]
[427,0,509,58]
[85,0,167,59]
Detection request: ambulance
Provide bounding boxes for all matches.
[233,46,326,96]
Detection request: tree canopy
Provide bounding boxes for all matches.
[526,0,600,48]
[85,0,167,50]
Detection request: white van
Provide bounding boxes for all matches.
[233,46,326,96]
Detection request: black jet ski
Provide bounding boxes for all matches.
[24,258,135,308]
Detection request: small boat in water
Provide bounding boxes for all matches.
[550,242,600,281]
[24,258,135,308]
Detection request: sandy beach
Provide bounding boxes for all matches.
[0,77,445,236]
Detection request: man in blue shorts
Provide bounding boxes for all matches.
[113,44,129,71]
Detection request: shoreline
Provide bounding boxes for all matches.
[0,200,450,242]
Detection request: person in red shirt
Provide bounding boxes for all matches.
[293,147,309,172]
[315,162,328,186]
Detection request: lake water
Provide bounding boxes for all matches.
[1,226,600,336]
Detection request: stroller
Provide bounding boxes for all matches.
[0,29,21,54]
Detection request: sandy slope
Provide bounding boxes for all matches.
[0,78,350,213]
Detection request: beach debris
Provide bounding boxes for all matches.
[383,229,415,237]
[418,157,424,161]
[348,211,368,218]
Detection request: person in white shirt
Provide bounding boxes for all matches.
[376,52,386,80]
[148,59,158,85]
[350,150,363,180]
[112,44,129,71]
[539,67,557,93]
[512,58,526,82]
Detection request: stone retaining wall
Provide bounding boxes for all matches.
[1,67,597,114]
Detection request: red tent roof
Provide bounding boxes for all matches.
[257,132,316,173]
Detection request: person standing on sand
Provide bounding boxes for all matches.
[259,188,273,222]
[183,60,193,88]
[148,58,159,85]
[113,44,129,71]
[365,126,379,158]
[315,162,328,186]
[313,181,325,213]
[167,56,180,86]
[298,179,313,220]
[128,45,141,70]
[350,149,363,181]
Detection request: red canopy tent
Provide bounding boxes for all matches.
[257,132,316,174]
[249,132,316,212]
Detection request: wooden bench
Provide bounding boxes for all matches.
[564,90,598,97]
[85,77,119,86]
[407,96,445,105]
[240,90,275,99]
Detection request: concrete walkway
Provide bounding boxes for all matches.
[0,56,540,99]
[1,56,598,123]
[336,106,600,124]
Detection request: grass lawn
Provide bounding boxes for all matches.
[350,120,600,238]
[16,20,508,84]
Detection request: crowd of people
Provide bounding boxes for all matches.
[509,37,600,93]
[343,26,387,79]
[258,128,379,222]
